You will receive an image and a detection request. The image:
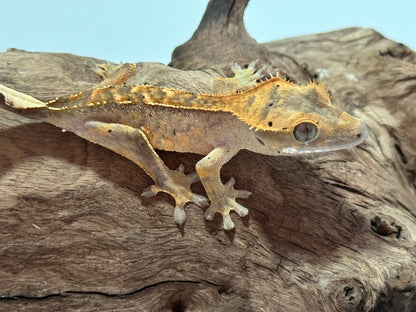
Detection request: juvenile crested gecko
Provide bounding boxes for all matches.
[0,62,367,230]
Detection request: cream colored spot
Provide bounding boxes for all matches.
[69,92,83,100]
[118,100,132,105]
[130,85,142,93]
[46,98,59,105]
[345,73,358,82]
[316,68,330,78]
[165,89,177,97]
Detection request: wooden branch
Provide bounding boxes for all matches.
[170,0,269,71]
[1,0,415,311]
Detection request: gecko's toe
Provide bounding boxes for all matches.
[141,185,160,198]
[230,200,249,217]
[176,164,185,174]
[224,177,235,188]
[174,207,187,225]
[231,62,243,73]
[248,60,265,77]
[204,207,216,220]
[247,59,259,70]
[222,214,235,230]
[175,165,200,184]
[237,190,252,199]
[187,172,200,184]
[190,194,209,207]
[224,178,251,199]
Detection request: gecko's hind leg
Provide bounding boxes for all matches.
[75,121,209,225]
[94,62,137,88]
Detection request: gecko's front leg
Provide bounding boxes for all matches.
[76,121,209,225]
[196,147,251,230]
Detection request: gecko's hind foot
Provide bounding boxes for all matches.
[213,60,266,94]
[231,60,265,83]
[204,177,251,230]
[96,63,119,79]
[141,164,209,225]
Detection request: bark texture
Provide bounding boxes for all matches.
[1,0,415,311]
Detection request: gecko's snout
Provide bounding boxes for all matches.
[354,121,368,145]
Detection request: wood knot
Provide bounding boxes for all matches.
[370,215,402,238]
[328,279,366,311]
[218,285,234,299]
[170,299,186,312]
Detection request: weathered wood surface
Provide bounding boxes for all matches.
[1,0,415,311]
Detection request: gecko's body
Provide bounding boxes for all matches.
[0,62,367,229]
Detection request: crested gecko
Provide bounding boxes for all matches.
[0,62,367,230]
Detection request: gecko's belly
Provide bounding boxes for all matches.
[69,102,237,155]
[146,126,215,155]
[126,108,231,155]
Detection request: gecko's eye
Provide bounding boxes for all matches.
[293,122,318,143]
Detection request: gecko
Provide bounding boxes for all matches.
[0,61,367,230]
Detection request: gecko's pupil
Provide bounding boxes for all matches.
[293,122,318,143]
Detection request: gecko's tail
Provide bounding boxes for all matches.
[0,84,50,120]
[0,84,46,109]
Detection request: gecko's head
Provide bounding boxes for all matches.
[238,78,367,155]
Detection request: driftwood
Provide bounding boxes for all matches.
[1,0,415,311]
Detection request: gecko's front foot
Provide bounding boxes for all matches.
[141,164,209,225]
[204,178,251,230]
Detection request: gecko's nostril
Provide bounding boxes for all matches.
[354,123,368,144]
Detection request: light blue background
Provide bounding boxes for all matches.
[1,0,414,64]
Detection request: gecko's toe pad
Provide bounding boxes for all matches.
[174,207,186,225]
[222,214,235,231]
[230,199,249,217]
[190,194,210,208]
